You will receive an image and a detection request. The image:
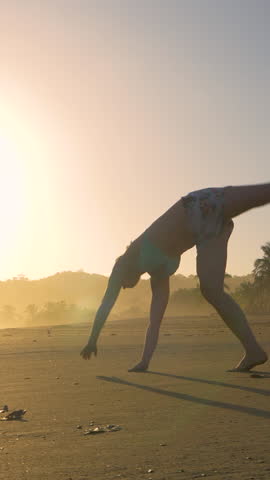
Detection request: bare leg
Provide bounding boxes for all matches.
[128,323,161,372]
[197,221,268,371]
[224,183,270,219]
[128,277,169,372]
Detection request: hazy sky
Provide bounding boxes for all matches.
[0,0,270,280]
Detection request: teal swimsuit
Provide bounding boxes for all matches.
[88,237,179,345]
[139,234,180,276]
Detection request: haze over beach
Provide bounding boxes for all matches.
[1,0,270,282]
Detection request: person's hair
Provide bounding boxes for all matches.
[115,243,140,289]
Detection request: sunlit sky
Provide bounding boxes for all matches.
[0,0,270,280]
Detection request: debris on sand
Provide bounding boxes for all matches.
[84,423,122,435]
[0,405,8,414]
[106,424,122,432]
[84,426,106,435]
[1,409,27,421]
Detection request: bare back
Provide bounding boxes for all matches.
[141,198,195,256]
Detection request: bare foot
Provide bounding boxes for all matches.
[228,350,268,372]
[128,362,148,372]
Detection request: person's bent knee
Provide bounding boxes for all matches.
[200,284,224,305]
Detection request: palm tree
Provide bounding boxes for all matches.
[253,241,270,285]
[252,241,270,312]
[234,281,257,312]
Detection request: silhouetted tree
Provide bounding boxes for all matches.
[234,242,270,313]
[25,304,39,322]
[0,305,18,325]
[253,242,270,285]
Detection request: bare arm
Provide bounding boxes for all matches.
[80,263,122,359]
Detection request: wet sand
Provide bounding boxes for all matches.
[1,315,270,480]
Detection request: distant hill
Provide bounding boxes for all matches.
[0,271,253,328]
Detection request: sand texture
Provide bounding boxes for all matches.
[1,315,270,480]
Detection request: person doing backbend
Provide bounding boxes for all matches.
[81,183,270,372]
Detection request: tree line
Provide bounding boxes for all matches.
[0,242,269,327]
[0,301,96,328]
[169,242,270,315]
[233,242,270,313]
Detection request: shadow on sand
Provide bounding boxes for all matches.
[97,375,270,419]
[145,370,270,397]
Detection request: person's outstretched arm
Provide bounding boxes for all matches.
[80,262,122,360]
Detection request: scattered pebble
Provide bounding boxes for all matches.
[147,469,154,473]
[159,443,167,446]
[1,409,27,421]
[0,405,8,414]
[76,425,82,429]
[84,427,106,435]
[84,423,122,435]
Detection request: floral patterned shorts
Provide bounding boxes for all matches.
[182,187,230,246]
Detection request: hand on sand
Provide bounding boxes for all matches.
[128,361,148,372]
[80,342,97,360]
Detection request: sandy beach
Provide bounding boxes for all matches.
[1,315,270,480]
